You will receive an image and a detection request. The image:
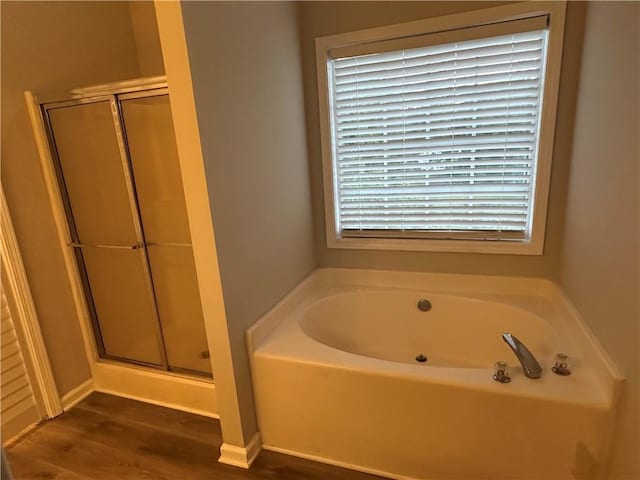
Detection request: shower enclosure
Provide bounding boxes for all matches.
[38,77,211,377]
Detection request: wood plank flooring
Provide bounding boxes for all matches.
[4,392,385,479]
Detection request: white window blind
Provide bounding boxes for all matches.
[328,20,549,240]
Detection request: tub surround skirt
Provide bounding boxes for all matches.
[247,268,622,480]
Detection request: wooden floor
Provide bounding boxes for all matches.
[5,392,384,479]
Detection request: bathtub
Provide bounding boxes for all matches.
[247,268,623,480]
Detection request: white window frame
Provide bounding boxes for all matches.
[316,1,566,255]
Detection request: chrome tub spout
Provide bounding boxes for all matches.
[502,333,542,379]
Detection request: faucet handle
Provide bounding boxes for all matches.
[552,353,571,376]
[492,361,511,383]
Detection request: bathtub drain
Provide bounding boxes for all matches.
[415,354,428,363]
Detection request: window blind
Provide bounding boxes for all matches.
[328,24,549,240]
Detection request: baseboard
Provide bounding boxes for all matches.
[219,432,262,468]
[2,420,39,448]
[262,443,418,480]
[61,379,95,411]
[92,361,218,418]
[1,405,40,447]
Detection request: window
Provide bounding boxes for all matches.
[316,3,566,254]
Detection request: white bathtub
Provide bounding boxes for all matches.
[247,268,623,480]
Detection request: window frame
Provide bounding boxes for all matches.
[315,1,567,255]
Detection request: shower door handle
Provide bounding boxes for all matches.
[69,242,144,250]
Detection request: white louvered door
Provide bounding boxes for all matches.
[1,288,40,441]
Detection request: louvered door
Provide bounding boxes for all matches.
[1,288,39,441]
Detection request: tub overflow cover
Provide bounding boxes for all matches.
[417,299,432,312]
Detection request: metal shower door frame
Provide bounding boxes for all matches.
[117,88,194,254]
[40,90,172,372]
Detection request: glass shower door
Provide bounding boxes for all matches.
[120,94,211,375]
[47,100,166,366]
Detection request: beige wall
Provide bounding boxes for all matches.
[558,3,639,478]
[180,1,316,441]
[298,1,585,278]
[0,1,162,396]
[128,1,165,77]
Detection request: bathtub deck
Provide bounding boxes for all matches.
[5,392,385,480]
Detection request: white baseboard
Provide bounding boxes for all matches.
[61,379,95,411]
[219,432,262,468]
[2,420,39,448]
[1,406,40,447]
[92,361,218,418]
[262,443,418,480]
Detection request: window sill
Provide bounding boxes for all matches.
[327,235,544,255]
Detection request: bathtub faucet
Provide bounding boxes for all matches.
[501,333,542,379]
